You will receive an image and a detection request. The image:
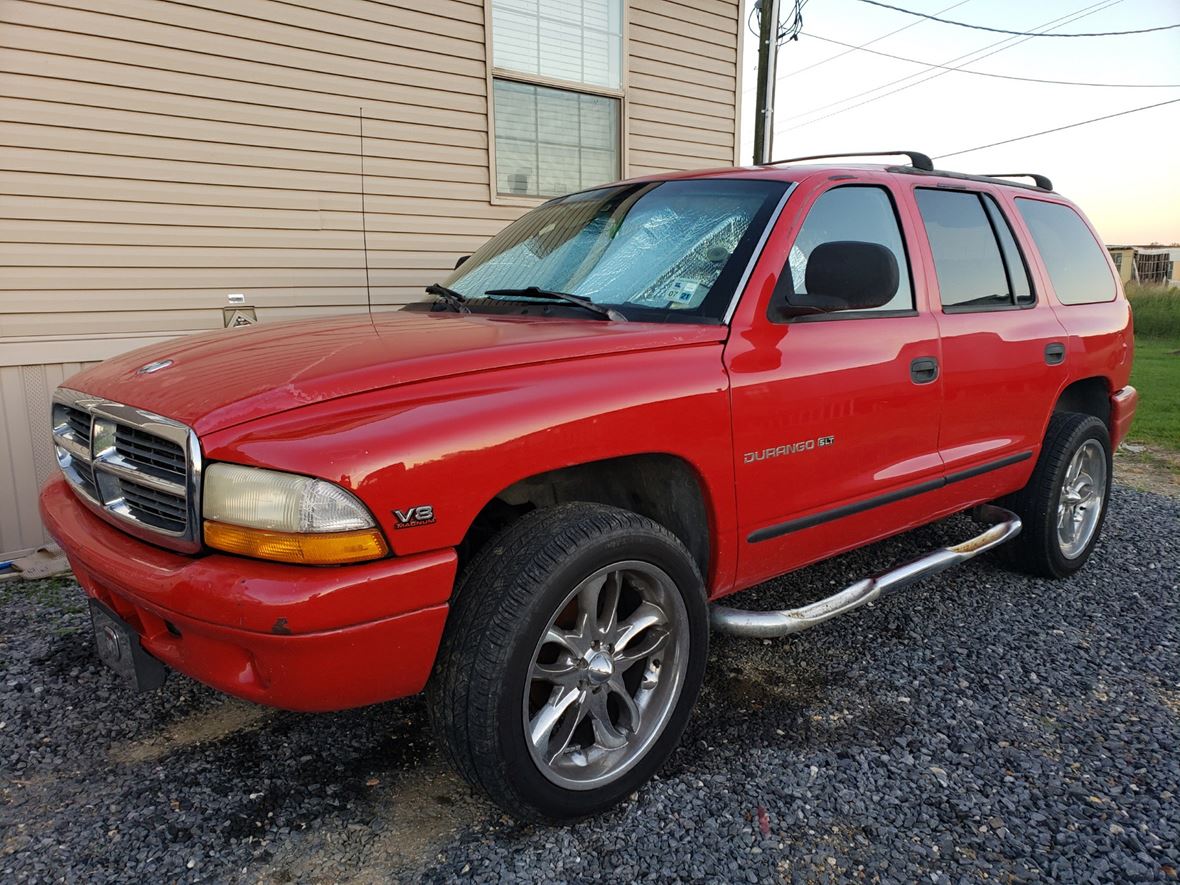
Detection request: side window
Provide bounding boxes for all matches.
[1016,198,1116,304]
[782,185,913,316]
[982,195,1034,307]
[915,189,1028,311]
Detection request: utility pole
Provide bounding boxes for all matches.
[752,0,782,165]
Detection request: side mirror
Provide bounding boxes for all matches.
[454,254,470,269]
[778,241,899,317]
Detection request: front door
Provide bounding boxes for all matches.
[725,176,945,588]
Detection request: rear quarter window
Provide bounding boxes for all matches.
[1015,199,1116,305]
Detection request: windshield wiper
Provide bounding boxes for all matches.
[425,283,469,313]
[484,287,627,322]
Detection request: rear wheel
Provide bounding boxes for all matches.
[428,502,708,823]
[998,412,1112,578]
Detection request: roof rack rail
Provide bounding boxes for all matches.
[982,172,1054,191]
[760,150,934,172]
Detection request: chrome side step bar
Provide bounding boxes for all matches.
[710,505,1022,638]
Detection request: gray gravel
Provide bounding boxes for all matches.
[2,485,1177,883]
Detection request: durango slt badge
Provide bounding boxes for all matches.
[745,435,835,463]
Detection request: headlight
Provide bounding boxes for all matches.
[202,463,388,564]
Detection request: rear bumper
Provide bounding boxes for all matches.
[39,474,456,711]
[1111,385,1138,448]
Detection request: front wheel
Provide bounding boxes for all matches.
[428,503,708,823]
[998,412,1112,578]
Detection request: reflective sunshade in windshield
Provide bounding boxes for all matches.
[430,179,788,322]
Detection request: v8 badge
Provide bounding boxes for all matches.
[393,505,436,529]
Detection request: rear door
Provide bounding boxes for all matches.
[725,174,945,586]
[909,186,1068,482]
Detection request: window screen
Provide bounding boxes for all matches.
[916,189,1027,311]
[1016,199,1116,304]
[784,186,913,313]
[492,0,623,89]
[493,80,620,197]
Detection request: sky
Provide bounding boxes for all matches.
[737,0,1180,244]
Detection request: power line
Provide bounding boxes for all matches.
[806,32,1180,88]
[855,0,1180,36]
[934,98,1180,159]
[780,0,1123,129]
[777,0,973,82]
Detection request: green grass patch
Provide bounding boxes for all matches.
[1128,337,1180,450]
[1127,283,1180,339]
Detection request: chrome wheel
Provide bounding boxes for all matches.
[1057,439,1107,559]
[523,560,689,791]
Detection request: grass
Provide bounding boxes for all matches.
[1128,338,1180,450]
[1125,284,1179,451]
[1127,282,1180,339]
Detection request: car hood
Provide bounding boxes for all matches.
[65,310,727,435]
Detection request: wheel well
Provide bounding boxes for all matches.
[459,454,711,578]
[1053,377,1111,429]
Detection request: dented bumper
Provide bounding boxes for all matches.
[39,474,456,711]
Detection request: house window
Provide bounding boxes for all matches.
[490,0,623,198]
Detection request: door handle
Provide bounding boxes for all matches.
[1045,342,1066,365]
[910,356,939,384]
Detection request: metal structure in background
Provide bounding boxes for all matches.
[752,0,783,165]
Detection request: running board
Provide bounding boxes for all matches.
[710,505,1022,638]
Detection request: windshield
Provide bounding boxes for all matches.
[407,178,788,322]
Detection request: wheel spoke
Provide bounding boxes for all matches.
[543,692,589,764]
[576,572,609,640]
[588,689,629,750]
[531,657,579,685]
[609,677,642,732]
[614,627,669,670]
[529,685,583,755]
[544,627,583,657]
[614,601,667,652]
[596,571,622,640]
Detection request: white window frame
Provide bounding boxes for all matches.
[483,0,629,207]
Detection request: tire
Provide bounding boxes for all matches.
[997,412,1112,579]
[427,502,708,823]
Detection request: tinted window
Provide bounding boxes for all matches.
[785,186,913,313]
[916,189,1016,311]
[1016,198,1116,304]
[982,195,1034,307]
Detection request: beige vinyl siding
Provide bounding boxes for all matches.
[0,0,741,556]
[0,361,99,557]
[628,0,740,176]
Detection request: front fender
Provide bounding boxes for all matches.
[201,342,739,593]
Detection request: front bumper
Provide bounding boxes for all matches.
[40,474,456,711]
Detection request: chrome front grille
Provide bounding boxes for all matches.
[51,388,202,553]
[114,424,187,483]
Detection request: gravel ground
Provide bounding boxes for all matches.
[2,485,1177,883]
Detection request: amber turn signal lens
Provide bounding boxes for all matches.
[203,521,388,565]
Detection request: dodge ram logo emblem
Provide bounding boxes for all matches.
[136,359,173,375]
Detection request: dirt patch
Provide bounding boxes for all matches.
[257,760,488,883]
[1114,445,1180,500]
[110,699,273,764]
[1159,688,1180,717]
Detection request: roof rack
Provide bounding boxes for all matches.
[981,172,1054,191]
[760,150,934,172]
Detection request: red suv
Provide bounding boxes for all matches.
[41,152,1136,822]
